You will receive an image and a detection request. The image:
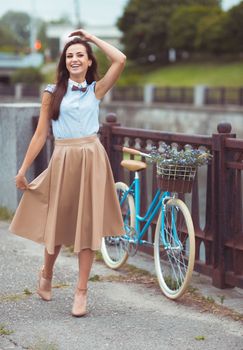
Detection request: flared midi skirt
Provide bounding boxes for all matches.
[9,135,125,254]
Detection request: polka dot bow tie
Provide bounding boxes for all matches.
[71,85,87,92]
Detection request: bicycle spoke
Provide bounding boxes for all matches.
[154,198,195,299]
[101,182,135,269]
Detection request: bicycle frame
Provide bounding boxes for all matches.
[121,171,172,246]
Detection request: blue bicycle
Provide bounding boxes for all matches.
[101,146,195,299]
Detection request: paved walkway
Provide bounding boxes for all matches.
[0,221,242,350]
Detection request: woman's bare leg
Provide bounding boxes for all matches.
[43,245,62,279]
[72,248,95,316]
[37,245,62,301]
[77,249,95,289]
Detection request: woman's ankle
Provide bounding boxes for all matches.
[76,286,87,294]
[42,266,53,280]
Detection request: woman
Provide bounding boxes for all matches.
[9,29,126,317]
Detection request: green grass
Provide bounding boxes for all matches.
[29,339,58,350]
[195,335,205,341]
[0,324,14,335]
[119,61,243,87]
[0,206,14,221]
[89,274,101,282]
[43,60,243,87]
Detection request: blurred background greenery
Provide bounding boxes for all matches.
[0,0,242,87]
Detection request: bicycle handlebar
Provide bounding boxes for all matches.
[122,147,141,155]
[122,147,151,158]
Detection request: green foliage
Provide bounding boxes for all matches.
[117,61,152,86]
[23,288,33,295]
[0,11,30,47]
[223,2,243,53]
[129,61,243,87]
[195,335,205,341]
[94,49,110,78]
[0,324,14,335]
[168,6,221,52]
[29,340,58,350]
[118,0,221,64]
[217,294,226,304]
[0,206,14,221]
[89,274,101,282]
[150,144,212,167]
[0,11,59,54]
[0,22,19,48]
[11,67,44,84]
[196,12,228,54]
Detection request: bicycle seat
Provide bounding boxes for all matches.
[121,159,147,172]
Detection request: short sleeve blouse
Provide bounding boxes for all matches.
[44,79,100,139]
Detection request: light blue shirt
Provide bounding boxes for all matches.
[44,79,100,139]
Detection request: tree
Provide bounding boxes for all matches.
[117,0,221,64]
[168,6,221,52]
[223,2,243,53]
[0,23,19,51]
[0,11,30,47]
[195,12,228,54]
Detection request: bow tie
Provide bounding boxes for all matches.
[72,85,87,92]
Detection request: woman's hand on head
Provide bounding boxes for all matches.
[15,172,28,190]
[68,29,93,41]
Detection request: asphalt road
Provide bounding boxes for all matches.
[0,221,242,350]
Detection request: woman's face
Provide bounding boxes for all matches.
[65,43,92,81]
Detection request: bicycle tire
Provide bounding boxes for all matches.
[101,182,135,269]
[154,198,195,299]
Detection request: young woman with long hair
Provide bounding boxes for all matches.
[9,29,126,317]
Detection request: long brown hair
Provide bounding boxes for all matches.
[50,37,99,120]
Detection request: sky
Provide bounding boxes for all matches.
[0,0,242,25]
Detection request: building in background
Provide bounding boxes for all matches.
[0,53,44,84]
[46,24,122,59]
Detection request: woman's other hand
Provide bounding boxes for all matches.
[68,29,93,41]
[15,172,28,190]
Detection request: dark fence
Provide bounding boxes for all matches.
[0,83,40,99]
[2,84,243,106]
[153,87,194,104]
[22,84,40,97]
[112,86,144,102]
[111,86,243,106]
[205,87,243,106]
[0,84,15,96]
[33,114,243,289]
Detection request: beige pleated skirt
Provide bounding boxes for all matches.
[9,135,125,254]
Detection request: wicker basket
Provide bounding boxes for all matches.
[156,163,197,193]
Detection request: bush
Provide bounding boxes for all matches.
[11,67,44,84]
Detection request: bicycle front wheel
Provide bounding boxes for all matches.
[101,182,135,269]
[154,198,195,299]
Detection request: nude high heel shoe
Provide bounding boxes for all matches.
[37,266,52,301]
[71,288,88,317]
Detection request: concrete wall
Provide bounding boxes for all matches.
[100,102,243,137]
[0,103,40,211]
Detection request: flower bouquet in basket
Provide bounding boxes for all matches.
[150,145,212,193]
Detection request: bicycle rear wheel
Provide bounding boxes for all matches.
[154,198,195,299]
[101,182,135,269]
